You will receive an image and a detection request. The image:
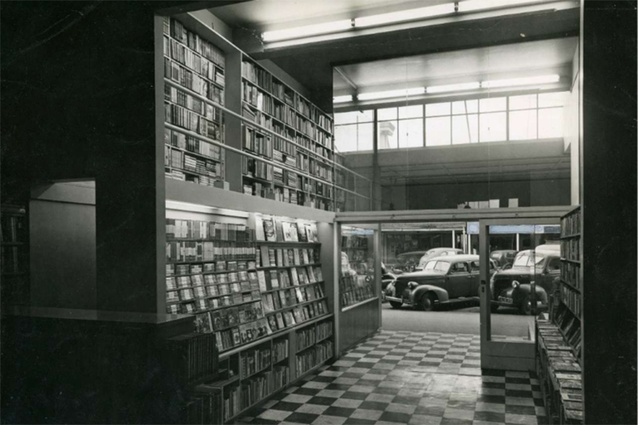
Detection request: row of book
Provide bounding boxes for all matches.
[166,241,256,263]
[167,259,256,276]
[560,261,581,291]
[272,338,289,363]
[257,268,324,294]
[340,274,375,308]
[560,238,580,262]
[241,59,332,131]
[168,149,222,178]
[555,306,582,355]
[166,17,226,69]
[163,332,218,386]
[165,85,222,125]
[262,284,326,314]
[560,283,582,318]
[266,299,329,334]
[296,326,317,352]
[165,102,222,140]
[259,246,319,267]
[166,219,255,242]
[255,216,319,243]
[165,169,222,188]
[296,340,333,377]
[166,38,225,88]
[243,126,273,158]
[243,157,273,181]
[165,128,223,161]
[560,208,580,238]
[167,272,260,294]
[239,345,271,379]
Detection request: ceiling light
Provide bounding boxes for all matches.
[262,19,353,42]
[355,3,455,28]
[427,82,481,93]
[333,95,354,103]
[358,87,425,101]
[481,74,560,88]
[459,0,547,13]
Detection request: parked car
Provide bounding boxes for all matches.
[384,254,497,310]
[391,250,428,273]
[415,247,464,270]
[490,244,561,315]
[489,249,518,269]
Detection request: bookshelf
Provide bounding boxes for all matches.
[161,15,364,213]
[340,228,376,309]
[1,205,29,305]
[164,199,335,423]
[536,206,582,425]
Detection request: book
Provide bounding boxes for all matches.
[275,312,285,328]
[254,215,265,241]
[267,315,278,332]
[297,222,308,242]
[263,217,276,241]
[305,223,318,243]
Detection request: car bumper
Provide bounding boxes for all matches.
[385,295,414,306]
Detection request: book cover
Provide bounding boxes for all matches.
[281,221,296,242]
[260,245,271,267]
[276,249,284,266]
[274,218,285,241]
[278,291,287,307]
[269,270,280,288]
[254,215,265,241]
[267,315,278,332]
[231,328,241,346]
[305,223,318,243]
[296,222,308,242]
[283,311,296,326]
[257,270,268,292]
[275,312,285,328]
[290,268,299,286]
[263,217,277,241]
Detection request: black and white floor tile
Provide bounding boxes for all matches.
[236,330,546,425]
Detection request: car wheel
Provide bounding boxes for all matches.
[519,295,532,315]
[420,293,437,311]
[389,301,403,309]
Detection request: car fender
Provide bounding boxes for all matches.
[412,285,449,303]
[510,284,549,303]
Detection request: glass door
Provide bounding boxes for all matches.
[479,218,561,370]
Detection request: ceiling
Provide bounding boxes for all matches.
[206,0,579,188]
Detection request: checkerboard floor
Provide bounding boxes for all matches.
[235,330,546,425]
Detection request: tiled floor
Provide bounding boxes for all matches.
[236,330,546,425]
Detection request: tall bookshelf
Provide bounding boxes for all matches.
[160,14,353,213]
[536,206,583,425]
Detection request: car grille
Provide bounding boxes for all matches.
[492,275,530,299]
[393,278,411,298]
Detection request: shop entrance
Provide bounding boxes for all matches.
[334,207,569,365]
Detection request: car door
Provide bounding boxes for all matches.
[446,261,472,298]
[468,260,482,295]
[541,256,562,289]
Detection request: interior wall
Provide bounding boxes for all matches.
[393,178,570,210]
[30,183,96,310]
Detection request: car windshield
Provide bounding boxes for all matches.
[423,260,450,273]
[513,252,546,267]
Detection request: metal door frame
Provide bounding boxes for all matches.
[478,217,561,371]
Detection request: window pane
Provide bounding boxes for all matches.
[358,122,374,150]
[426,116,451,146]
[538,108,563,138]
[509,94,537,110]
[479,97,506,112]
[399,104,423,119]
[334,124,357,152]
[426,102,451,117]
[452,99,478,114]
[398,118,424,147]
[378,107,397,120]
[479,112,507,142]
[539,91,567,107]
[378,120,397,149]
[334,110,373,125]
[452,114,478,144]
[510,110,537,140]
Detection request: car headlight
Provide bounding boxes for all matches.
[408,281,418,290]
[512,280,520,288]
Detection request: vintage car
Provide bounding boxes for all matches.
[489,249,518,269]
[415,247,464,271]
[390,251,428,273]
[490,244,561,315]
[384,254,496,310]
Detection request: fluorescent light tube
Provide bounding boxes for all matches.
[333,95,353,103]
[262,19,353,42]
[355,3,454,28]
[459,0,547,13]
[427,82,480,93]
[481,74,560,88]
[358,87,425,101]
